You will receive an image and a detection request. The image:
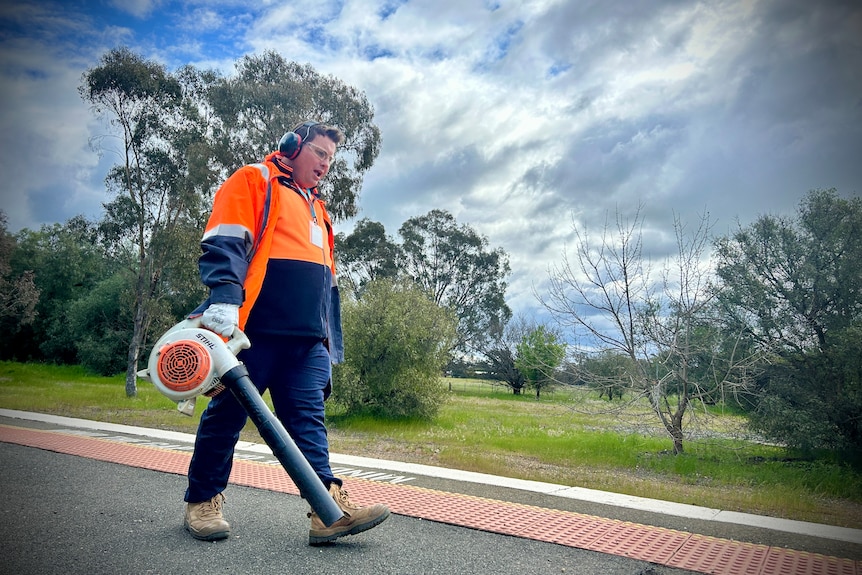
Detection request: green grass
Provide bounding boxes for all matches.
[0,362,212,434]
[2,363,861,529]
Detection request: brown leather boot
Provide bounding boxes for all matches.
[184,493,231,541]
[308,483,390,545]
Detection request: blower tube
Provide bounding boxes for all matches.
[219,364,345,527]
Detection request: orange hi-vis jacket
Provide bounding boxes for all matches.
[190,152,343,362]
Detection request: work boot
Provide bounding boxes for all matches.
[308,483,390,545]
[184,493,231,541]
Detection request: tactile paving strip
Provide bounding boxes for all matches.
[1,424,858,575]
[669,534,770,575]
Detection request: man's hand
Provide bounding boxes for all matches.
[201,303,239,338]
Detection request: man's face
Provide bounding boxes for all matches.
[292,135,336,189]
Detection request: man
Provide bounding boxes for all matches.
[184,121,389,545]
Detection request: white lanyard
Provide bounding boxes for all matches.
[298,187,318,224]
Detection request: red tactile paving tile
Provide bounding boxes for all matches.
[228,457,300,495]
[761,548,857,575]
[2,424,859,575]
[0,424,193,475]
[668,534,770,575]
[586,520,691,564]
[518,508,619,547]
[347,482,543,537]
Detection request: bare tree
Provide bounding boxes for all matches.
[539,207,756,453]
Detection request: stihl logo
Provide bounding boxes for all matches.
[195,332,217,350]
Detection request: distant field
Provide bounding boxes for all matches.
[442,377,578,399]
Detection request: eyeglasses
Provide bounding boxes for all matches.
[304,141,335,164]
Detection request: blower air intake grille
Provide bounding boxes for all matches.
[156,340,212,392]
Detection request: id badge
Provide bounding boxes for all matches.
[310,221,324,247]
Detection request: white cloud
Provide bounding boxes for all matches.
[109,0,162,19]
[0,6,114,232]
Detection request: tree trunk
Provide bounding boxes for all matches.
[124,307,146,396]
[670,426,684,454]
[669,396,688,454]
[124,337,141,397]
[124,279,149,397]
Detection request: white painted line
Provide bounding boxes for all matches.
[2,408,860,544]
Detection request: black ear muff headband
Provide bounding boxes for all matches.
[278,121,320,160]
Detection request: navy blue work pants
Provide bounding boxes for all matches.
[185,336,337,503]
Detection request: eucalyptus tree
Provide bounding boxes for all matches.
[80,47,209,395]
[335,218,400,297]
[206,51,381,222]
[398,209,511,357]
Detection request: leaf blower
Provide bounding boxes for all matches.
[137,318,344,527]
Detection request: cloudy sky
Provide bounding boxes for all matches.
[1,0,860,322]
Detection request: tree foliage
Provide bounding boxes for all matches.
[515,324,566,399]
[715,188,861,353]
[68,273,136,376]
[332,278,457,419]
[398,209,511,356]
[2,216,109,363]
[336,210,512,362]
[335,218,400,297]
[206,51,380,222]
[715,189,862,453]
[0,212,39,334]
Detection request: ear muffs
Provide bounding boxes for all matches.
[278,121,320,160]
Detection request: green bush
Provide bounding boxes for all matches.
[332,278,457,419]
[747,324,861,460]
[68,273,134,375]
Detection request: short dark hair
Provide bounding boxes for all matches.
[294,121,343,146]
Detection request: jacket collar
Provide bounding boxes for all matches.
[266,151,320,198]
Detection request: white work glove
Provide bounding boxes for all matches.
[201,303,239,338]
